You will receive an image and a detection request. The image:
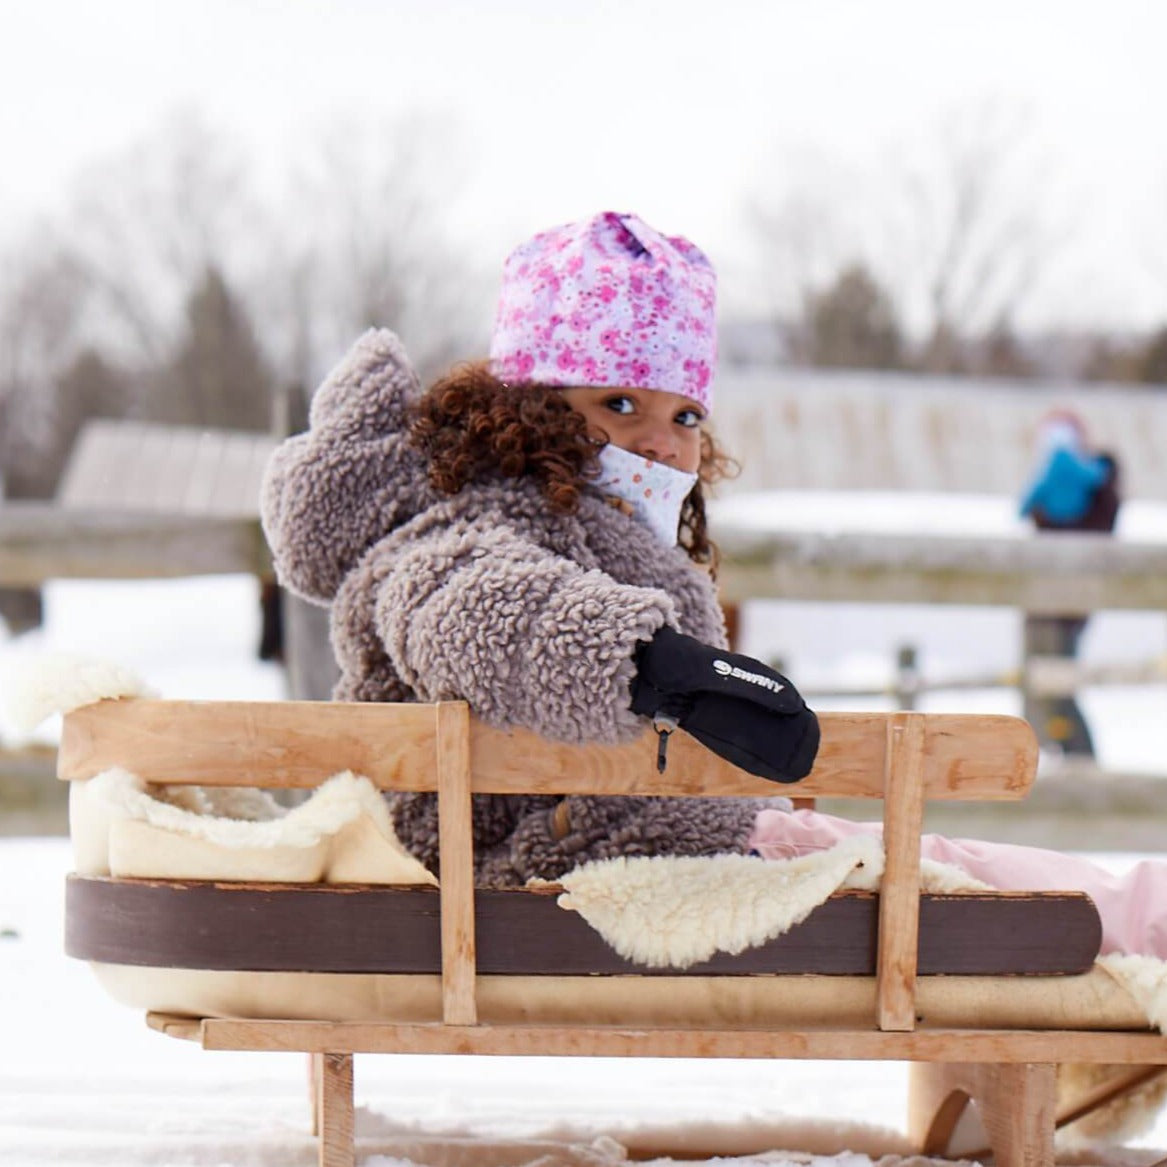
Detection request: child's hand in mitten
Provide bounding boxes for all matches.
[629,626,819,783]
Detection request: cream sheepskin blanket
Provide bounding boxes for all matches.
[1,651,158,736]
[71,766,437,885]
[555,840,988,969]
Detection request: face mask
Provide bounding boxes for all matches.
[1038,420,1083,456]
[591,443,699,547]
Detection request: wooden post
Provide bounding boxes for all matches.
[876,713,926,1032]
[316,1052,354,1167]
[309,1053,321,1136]
[895,644,919,711]
[284,594,340,700]
[436,701,477,1025]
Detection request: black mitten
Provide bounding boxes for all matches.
[629,625,819,784]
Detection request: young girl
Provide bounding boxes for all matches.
[261,210,817,889]
[262,210,1163,960]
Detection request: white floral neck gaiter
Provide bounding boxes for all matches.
[591,443,699,547]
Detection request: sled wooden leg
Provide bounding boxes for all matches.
[908,1063,972,1154]
[312,1052,354,1167]
[909,1062,1056,1167]
[309,1053,321,1136]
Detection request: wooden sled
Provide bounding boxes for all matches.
[59,699,1167,1166]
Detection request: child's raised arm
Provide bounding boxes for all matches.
[261,329,431,604]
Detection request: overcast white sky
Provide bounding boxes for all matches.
[4,0,1167,332]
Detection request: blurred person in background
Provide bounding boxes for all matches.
[1019,410,1121,760]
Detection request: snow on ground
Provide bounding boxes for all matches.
[2,492,1167,1164]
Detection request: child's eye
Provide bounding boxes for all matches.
[675,409,702,428]
[603,395,636,415]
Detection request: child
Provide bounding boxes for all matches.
[261,211,818,888]
[262,210,1164,960]
[1019,410,1122,758]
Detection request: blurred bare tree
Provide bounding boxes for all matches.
[0,108,483,455]
[263,113,486,404]
[748,156,853,307]
[65,111,267,371]
[747,99,1059,375]
[745,150,871,358]
[0,242,92,498]
[892,101,1057,372]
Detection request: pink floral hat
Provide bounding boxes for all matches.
[489,211,717,414]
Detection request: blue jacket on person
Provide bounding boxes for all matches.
[1019,443,1109,525]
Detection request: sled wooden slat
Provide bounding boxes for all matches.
[58,698,1038,800]
[877,714,927,1032]
[435,701,476,1025]
[180,1017,1167,1065]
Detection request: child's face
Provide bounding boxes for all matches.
[558,386,704,474]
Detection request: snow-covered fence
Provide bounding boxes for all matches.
[793,644,1167,709]
[714,369,1167,499]
[715,526,1167,615]
[0,505,269,586]
[714,522,1167,753]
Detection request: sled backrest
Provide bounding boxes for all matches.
[58,699,1039,1032]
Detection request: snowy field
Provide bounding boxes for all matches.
[2,490,1167,1164]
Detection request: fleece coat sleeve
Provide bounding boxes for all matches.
[370,516,678,745]
[260,328,431,605]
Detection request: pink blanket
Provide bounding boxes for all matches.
[750,809,1167,959]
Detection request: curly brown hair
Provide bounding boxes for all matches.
[408,361,735,570]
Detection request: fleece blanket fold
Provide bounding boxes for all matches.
[70,767,437,885]
[554,840,988,969]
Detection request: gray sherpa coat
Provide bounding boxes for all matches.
[261,328,784,887]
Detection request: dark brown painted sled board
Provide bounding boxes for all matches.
[65,876,1102,977]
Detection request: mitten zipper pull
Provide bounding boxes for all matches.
[652,713,679,773]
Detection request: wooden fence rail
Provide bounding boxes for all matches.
[716,527,1167,615]
[0,506,269,587]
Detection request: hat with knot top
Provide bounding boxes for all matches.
[489,211,717,413]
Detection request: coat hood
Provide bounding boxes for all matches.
[260,329,437,604]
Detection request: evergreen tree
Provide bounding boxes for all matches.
[979,318,1034,378]
[1139,326,1167,385]
[156,265,273,430]
[804,264,904,370]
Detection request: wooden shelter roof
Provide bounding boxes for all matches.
[57,420,278,518]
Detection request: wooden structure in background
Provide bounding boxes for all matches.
[1,421,276,586]
[59,697,1167,1167]
[57,420,277,520]
[0,421,289,812]
[0,419,338,709]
